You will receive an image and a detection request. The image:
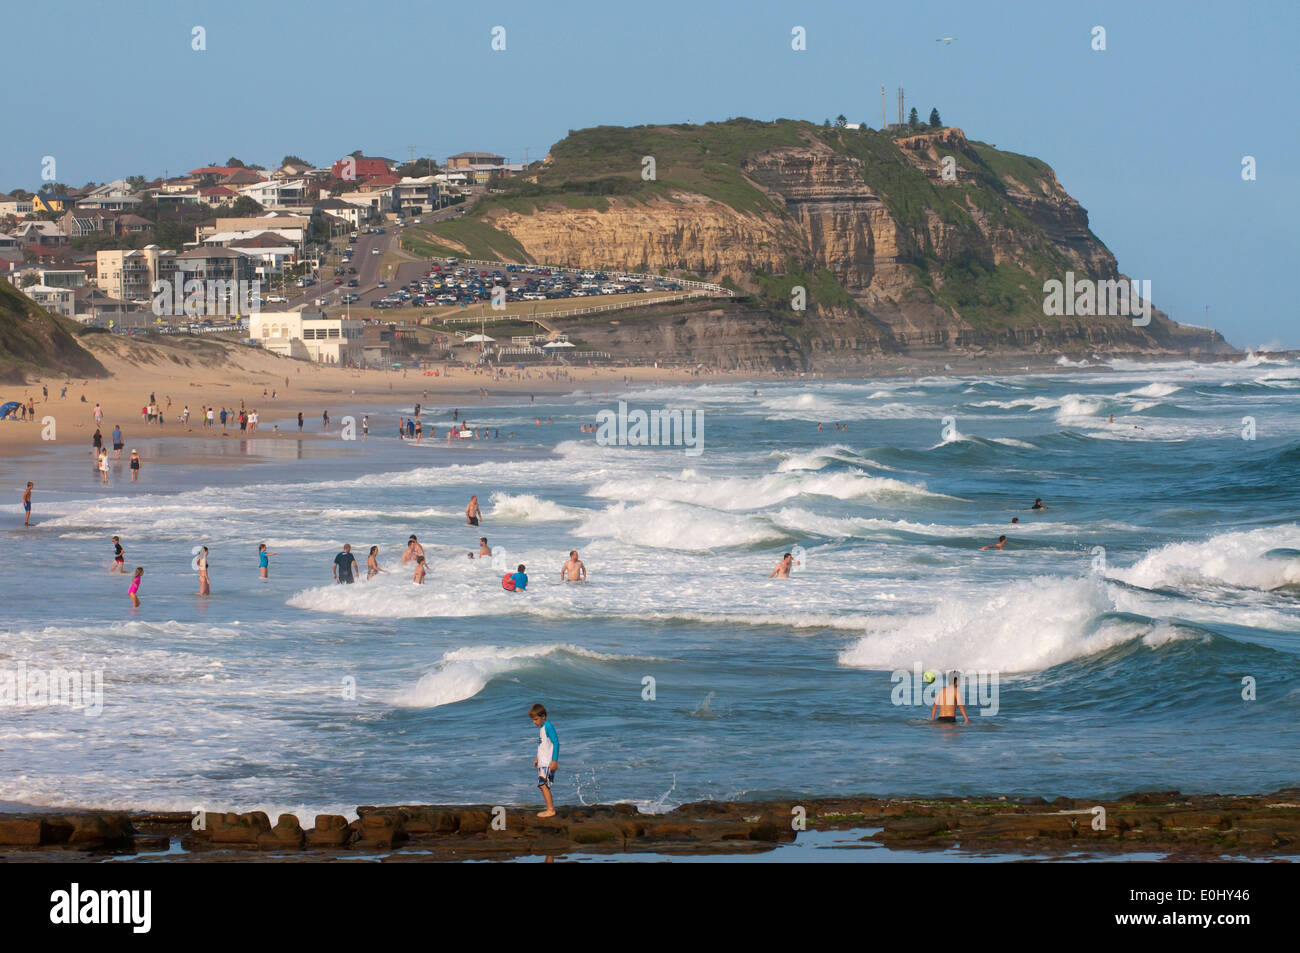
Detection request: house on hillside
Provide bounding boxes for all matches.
[329,156,392,181]
[24,283,76,319]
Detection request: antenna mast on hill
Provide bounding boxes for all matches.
[881,86,886,128]
[898,88,905,125]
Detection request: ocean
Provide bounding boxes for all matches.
[3,356,1298,825]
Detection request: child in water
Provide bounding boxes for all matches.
[258,543,280,579]
[413,554,427,584]
[128,567,144,608]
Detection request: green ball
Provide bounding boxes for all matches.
[923,671,936,683]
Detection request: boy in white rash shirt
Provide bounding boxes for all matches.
[530,703,559,818]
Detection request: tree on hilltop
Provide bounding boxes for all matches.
[908,107,919,128]
[835,114,847,127]
[929,108,942,128]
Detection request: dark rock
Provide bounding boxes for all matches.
[0,819,44,846]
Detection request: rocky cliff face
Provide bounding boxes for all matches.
[448,121,1229,365]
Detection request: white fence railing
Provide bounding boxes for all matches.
[440,290,716,326]
[451,258,734,296]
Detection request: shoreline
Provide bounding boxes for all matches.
[0,341,1274,461]
[1,790,1295,861]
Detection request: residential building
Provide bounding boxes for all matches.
[13,221,66,247]
[196,214,309,247]
[330,156,391,181]
[336,189,391,218]
[37,268,87,289]
[31,193,70,214]
[0,194,36,217]
[25,283,76,318]
[96,246,177,304]
[238,178,307,208]
[447,152,504,170]
[395,176,440,214]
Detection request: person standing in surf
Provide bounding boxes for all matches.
[466,495,482,527]
[128,567,144,608]
[22,481,33,526]
[366,546,387,580]
[333,543,357,584]
[931,674,969,725]
[197,546,211,595]
[258,543,280,579]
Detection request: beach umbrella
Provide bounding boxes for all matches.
[0,401,20,420]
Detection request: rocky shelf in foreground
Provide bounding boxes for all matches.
[1,790,1297,861]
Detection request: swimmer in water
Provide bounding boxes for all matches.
[768,552,800,578]
[413,555,427,584]
[477,537,492,557]
[560,550,587,582]
[258,543,280,579]
[367,545,387,579]
[981,535,1008,551]
[402,535,424,565]
[128,567,144,608]
[931,674,969,725]
[466,495,482,527]
[1031,498,1048,511]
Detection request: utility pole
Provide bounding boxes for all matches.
[881,85,886,128]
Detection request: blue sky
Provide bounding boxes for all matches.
[4,0,1296,346]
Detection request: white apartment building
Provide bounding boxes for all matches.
[250,310,363,365]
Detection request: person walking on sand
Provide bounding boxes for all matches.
[111,424,123,459]
[258,543,280,579]
[22,481,33,526]
[333,543,358,584]
[561,550,587,582]
[98,449,109,484]
[931,674,969,725]
[128,567,144,609]
[297,412,303,433]
[530,703,559,818]
[466,495,482,527]
[197,546,211,595]
[366,546,387,579]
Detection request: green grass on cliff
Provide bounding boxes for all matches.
[485,119,808,217]
[0,279,107,384]
[754,267,860,314]
[405,218,533,263]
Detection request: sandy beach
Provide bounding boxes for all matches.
[0,335,735,459]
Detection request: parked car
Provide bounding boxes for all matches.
[266,294,287,304]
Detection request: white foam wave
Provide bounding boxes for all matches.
[837,576,1150,673]
[1110,525,1300,592]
